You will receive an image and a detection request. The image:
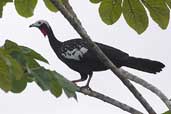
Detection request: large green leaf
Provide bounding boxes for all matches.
[0,51,12,92]
[11,76,27,93]
[52,71,77,99]
[32,67,77,98]
[14,0,38,18]
[50,80,62,97]
[163,110,171,114]
[4,40,48,64]
[90,0,102,4]
[0,49,24,80]
[0,4,2,18]
[122,0,148,34]
[0,48,24,92]
[4,40,27,66]
[7,53,24,80]
[99,0,122,25]
[165,0,171,9]
[31,67,66,98]
[143,0,170,29]
[0,0,13,18]
[32,67,52,91]
[43,0,58,12]
[3,40,49,90]
[20,46,49,64]
[4,40,18,50]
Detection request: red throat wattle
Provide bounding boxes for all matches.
[40,27,48,37]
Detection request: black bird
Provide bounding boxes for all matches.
[29,20,165,87]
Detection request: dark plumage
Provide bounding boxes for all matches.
[29,20,165,87]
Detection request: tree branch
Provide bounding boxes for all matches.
[77,87,143,114]
[63,0,77,17]
[50,0,156,113]
[120,68,171,111]
[58,2,171,109]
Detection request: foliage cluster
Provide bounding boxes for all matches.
[0,40,77,99]
[1,0,170,34]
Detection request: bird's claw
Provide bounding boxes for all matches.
[80,85,92,91]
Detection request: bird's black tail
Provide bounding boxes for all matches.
[124,56,165,74]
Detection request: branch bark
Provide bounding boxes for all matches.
[50,0,157,113]
[77,87,143,114]
[120,68,171,111]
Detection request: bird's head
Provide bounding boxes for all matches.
[29,20,50,37]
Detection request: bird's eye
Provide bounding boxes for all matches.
[38,22,41,24]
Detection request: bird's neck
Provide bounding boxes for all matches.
[47,27,62,49]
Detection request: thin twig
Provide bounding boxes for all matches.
[50,0,156,114]
[120,68,171,111]
[77,87,143,114]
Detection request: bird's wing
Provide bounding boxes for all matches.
[81,42,129,61]
[59,39,90,61]
[60,39,129,63]
[96,42,129,60]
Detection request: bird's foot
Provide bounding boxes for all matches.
[71,80,81,86]
[80,85,92,91]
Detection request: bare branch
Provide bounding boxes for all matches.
[50,0,156,113]
[63,0,77,17]
[120,68,171,111]
[77,87,143,114]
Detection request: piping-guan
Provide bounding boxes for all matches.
[29,20,165,87]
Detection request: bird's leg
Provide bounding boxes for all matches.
[72,73,88,84]
[85,74,92,88]
[72,79,85,83]
[82,72,93,90]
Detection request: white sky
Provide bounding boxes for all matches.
[0,1,171,114]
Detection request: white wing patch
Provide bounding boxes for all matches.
[62,47,88,61]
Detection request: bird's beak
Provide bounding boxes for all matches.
[29,23,38,28]
[29,24,34,28]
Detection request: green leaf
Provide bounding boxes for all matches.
[43,0,58,12]
[8,53,24,80]
[14,0,38,18]
[0,48,24,92]
[3,40,47,86]
[32,67,52,91]
[4,40,18,50]
[0,48,24,80]
[20,46,49,64]
[0,5,2,18]
[142,0,170,29]
[32,67,76,98]
[165,0,171,9]
[52,71,77,99]
[163,110,171,114]
[99,0,122,25]
[63,88,77,100]
[4,40,44,67]
[4,40,26,66]
[0,51,12,92]
[50,80,62,97]
[122,0,148,34]
[0,0,13,18]
[30,67,64,98]
[26,58,40,69]
[11,77,27,93]
[90,0,102,4]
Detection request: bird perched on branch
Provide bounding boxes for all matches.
[29,20,165,87]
